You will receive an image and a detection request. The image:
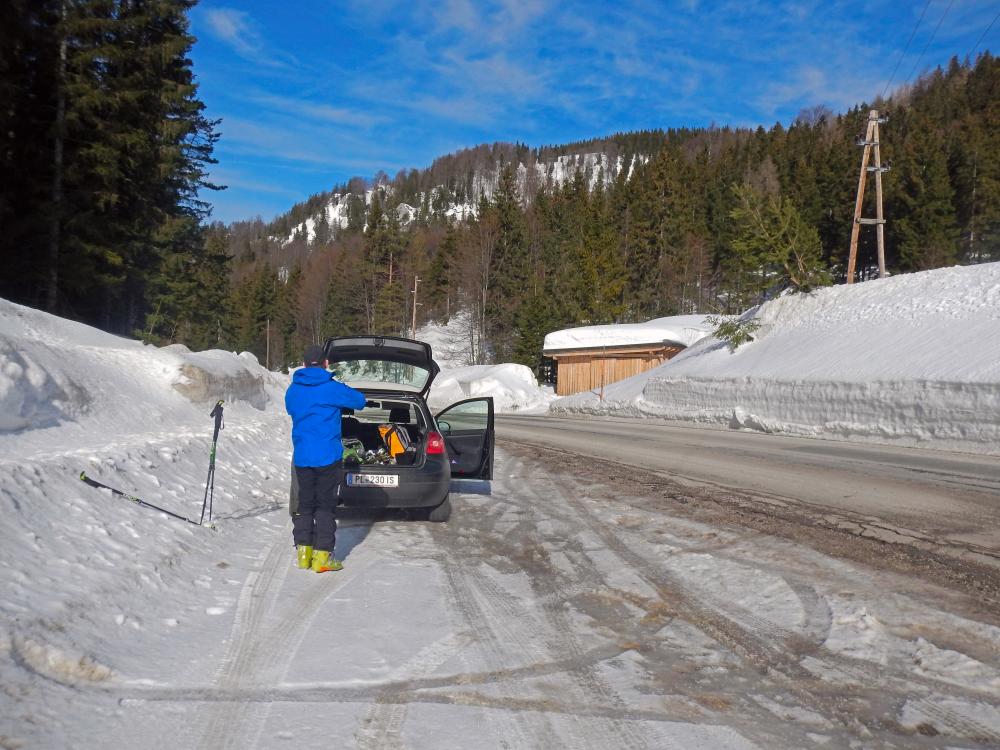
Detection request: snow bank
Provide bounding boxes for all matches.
[0,298,295,746]
[415,313,555,413]
[544,314,713,352]
[429,363,556,414]
[0,298,285,445]
[553,263,1000,454]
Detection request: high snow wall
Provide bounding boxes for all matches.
[553,263,1000,454]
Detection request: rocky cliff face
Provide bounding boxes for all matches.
[281,149,649,246]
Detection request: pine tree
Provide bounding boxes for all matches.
[143,224,232,348]
[425,224,460,320]
[323,251,366,338]
[0,1,221,333]
[726,184,830,305]
[892,114,959,270]
[628,145,699,317]
[487,164,529,360]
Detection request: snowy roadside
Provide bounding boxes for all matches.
[0,299,295,738]
[7,443,1000,749]
[3,298,1000,749]
[553,263,1000,454]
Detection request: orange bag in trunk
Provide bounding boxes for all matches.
[378,424,411,458]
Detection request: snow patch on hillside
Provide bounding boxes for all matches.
[413,311,480,369]
[553,263,1000,453]
[283,151,648,245]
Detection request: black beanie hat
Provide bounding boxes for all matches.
[303,344,325,366]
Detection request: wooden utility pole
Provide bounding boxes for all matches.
[410,275,421,338]
[847,109,890,283]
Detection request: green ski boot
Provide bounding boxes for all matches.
[296,545,313,569]
[311,550,343,573]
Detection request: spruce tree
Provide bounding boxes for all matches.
[893,114,959,270]
[0,1,219,333]
[487,164,529,360]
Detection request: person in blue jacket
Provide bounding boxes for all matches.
[285,344,366,572]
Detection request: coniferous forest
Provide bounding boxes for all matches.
[2,3,998,375]
[224,53,1000,373]
[1,0,222,336]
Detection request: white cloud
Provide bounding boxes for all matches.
[755,64,884,116]
[202,8,298,69]
[248,94,388,129]
[203,9,260,57]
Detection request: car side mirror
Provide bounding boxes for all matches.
[438,420,452,435]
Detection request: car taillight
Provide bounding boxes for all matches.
[426,431,446,455]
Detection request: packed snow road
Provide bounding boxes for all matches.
[498,414,1000,566]
[10,444,1000,749]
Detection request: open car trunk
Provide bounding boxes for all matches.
[340,397,427,466]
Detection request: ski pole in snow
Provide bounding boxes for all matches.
[79,472,212,529]
[200,400,225,526]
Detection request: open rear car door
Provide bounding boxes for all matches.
[435,397,494,480]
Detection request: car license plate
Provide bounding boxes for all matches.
[346,473,398,488]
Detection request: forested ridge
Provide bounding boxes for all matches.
[225,54,999,373]
[2,2,997,376]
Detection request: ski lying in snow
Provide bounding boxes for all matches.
[79,472,216,529]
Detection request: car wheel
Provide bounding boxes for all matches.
[426,495,451,523]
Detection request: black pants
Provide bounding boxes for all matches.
[292,462,342,553]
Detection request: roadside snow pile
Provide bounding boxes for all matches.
[416,312,555,413]
[544,314,713,351]
[0,298,293,739]
[553,263,1000,453]
[429,363,556,413]
[0,298,284,443]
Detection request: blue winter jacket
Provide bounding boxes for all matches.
[285,367,367,467]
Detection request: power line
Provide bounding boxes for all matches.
[964,8,1000,62]
[881,0,934,99]
[904,0,957,85]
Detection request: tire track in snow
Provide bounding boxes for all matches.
[440,556,564,748]
[190,520,378,750]
[499,454,665,750]
[540,455,1000,745]
[353,630,475,750]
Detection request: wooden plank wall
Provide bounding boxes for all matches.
[553,346,683,396]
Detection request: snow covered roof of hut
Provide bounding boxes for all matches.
[543,315,713,353]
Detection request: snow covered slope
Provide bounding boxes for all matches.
[0,299,294,731]
[553,263,1000,454]
[284,151,647,245]
[415,313,556,413]
[413,311,477,370]
[429,363,555,413]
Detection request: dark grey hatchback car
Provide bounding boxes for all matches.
[290,336,494,522]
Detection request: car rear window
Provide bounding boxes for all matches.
[332,359,430,391]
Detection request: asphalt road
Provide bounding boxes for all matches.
[496,414,1000,554]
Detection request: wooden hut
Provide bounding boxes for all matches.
[543,316,711,397]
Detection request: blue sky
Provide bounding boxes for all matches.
[188,0,999,223]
